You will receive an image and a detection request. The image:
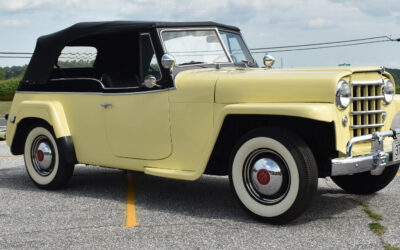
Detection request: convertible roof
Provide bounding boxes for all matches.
[23,21,240,84]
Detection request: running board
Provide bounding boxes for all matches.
[144,167,198,181]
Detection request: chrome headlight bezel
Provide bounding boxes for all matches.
[336,80,351,110]
[382,78,395,105]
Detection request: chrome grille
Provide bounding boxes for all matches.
[350,79,384,137]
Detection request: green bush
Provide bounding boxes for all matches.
[0,78,20,101]
[386,68,400,94]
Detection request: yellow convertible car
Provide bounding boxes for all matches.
[4,21,400,223]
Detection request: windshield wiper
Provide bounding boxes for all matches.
[179,61,206,66]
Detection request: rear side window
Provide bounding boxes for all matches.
[57,46,97,68]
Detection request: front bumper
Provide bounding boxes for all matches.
[331,128,400,176]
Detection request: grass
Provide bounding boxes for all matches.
[0,101,12,114]
[369,222,386,236]
[362,203,383,221]
[0,78,20,101]
[385,244,400,250]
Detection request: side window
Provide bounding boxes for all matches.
[140,34,161,81]
[50,46,98,80]
[57,46,97,68]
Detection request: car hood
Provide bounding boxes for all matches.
[173,66,384,104]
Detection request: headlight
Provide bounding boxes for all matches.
[336,80,351,110]
[382,78,394,105]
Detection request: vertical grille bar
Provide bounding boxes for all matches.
[376,85,382,124]
[363,86,368,135]
[356,86,361,136]
[370,85,376,133]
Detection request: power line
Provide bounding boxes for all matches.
[250,35,392,51]
[0,56,32,59]
[251,39,391,53]
[0,52,32,55]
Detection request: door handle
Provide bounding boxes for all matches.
[101,103,113,108]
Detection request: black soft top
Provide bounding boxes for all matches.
[23,21,240,84]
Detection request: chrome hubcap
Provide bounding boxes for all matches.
[251,158,283,196]
[243,149,290,205]
[31,136,55,176]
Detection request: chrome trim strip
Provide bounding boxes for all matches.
[351,95,384,101]
[350,123,384,129]
[350,79,384,86]
[350,110,385,115]
[50,77,143,90]
[16,87,176,96]
[49,77,106,89]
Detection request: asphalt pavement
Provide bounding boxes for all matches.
[0,115,399,249]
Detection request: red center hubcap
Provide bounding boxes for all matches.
[257,169,270,185]
[37,150,44,162]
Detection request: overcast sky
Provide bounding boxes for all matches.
[1,0,400,68]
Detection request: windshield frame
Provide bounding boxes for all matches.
[159,27,235,67]
[218,29,257,67]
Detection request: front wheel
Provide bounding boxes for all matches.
[24,126,74,190]
[229,127,318,224]
[331,164,399,194]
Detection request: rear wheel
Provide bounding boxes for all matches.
[24,126,74,190]
[331,165,399,194]
[229,127,318,224]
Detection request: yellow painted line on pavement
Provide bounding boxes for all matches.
[0,156,22,159]
[125,173,138,227]
[397,173,400,177]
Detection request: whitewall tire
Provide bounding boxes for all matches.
[24,126,74,189]
[229,127,318,224]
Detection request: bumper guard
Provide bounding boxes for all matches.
[331,128,400,176]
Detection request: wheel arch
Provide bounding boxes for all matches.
[8,101,77,164]
[10,117,77,164]
[7,101,72,153]
[205,114,337,178]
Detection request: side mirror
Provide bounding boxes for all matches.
[263,53,275,68]
[143,75,160,89]
[161,54,175,70]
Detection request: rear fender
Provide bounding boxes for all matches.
[6,100,71,147]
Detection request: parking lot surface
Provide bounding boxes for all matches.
[1,114,400,249]
[0,140,399,249]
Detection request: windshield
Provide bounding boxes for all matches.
[219,31,257,67]
[161,30,230,66]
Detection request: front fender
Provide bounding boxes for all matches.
[213,103,345,151]
[6,100,71,146]
[190,103,342,180]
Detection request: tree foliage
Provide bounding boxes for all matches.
[57,60,94,68]
[0,65,27,80]
[386,68,400,93]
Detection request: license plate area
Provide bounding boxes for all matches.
[392,139,400,162]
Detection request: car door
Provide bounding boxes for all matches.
[102,33,172,160]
